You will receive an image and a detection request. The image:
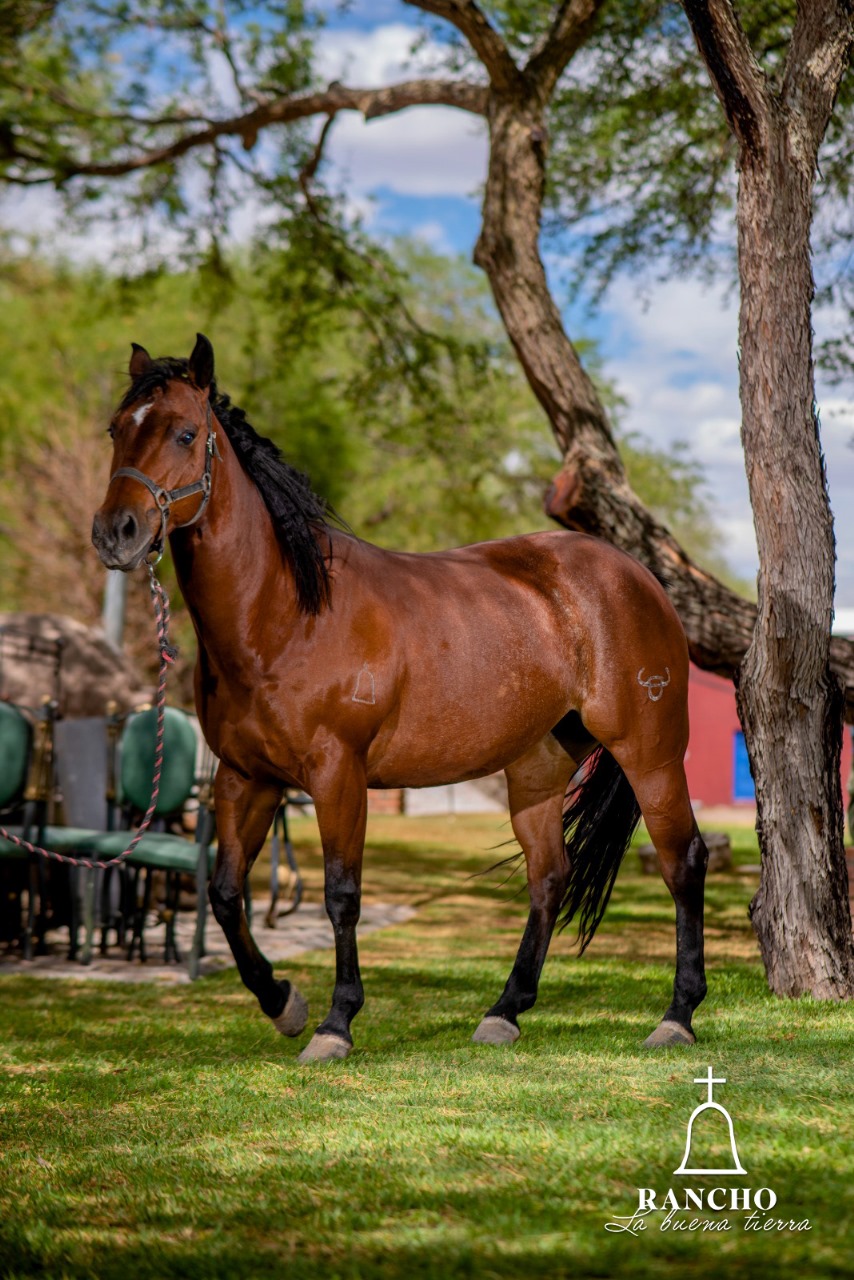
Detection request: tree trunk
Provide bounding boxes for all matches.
[735,121,854,997]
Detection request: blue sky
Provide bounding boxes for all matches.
[6,1,854,604]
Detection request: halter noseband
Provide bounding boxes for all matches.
[108,395,222,565]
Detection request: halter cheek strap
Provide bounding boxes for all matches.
[108,400,221,565]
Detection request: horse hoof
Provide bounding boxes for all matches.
[472,1016,520,1046]
[297,1032,352,1063]
[270,982,309,1037]
[643,1019,696,1048]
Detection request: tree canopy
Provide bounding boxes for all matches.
[2,1,851,378]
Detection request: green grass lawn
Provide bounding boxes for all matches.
[1,814,851,1279]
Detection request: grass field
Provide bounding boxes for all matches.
[1,814,852,1279]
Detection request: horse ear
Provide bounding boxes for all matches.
[188,333,214,391]
[129,343,152,379]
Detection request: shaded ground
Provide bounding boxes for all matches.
[0,899,414,984]
[0,814,851,1280]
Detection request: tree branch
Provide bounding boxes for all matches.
[782,0,854,150]
[27,80,486,184]
[682,0,771,156]
[298,114,336,220]
[404,0,521,92]
[525,0,607,101]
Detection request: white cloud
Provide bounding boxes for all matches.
[312,24,487,198]
[315,23,448,86]
[821,397,854,436]
[327,106,486,198]
[717,513,757,562]
[0,186,156,265]
[410,218,453,253]
[604,276,739,381]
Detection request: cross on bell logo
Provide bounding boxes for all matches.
[674,1066,746,1176]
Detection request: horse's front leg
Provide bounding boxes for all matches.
[298,752,368,1064]
[209,764,309,1036]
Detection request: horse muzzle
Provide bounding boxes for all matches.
[92,504,156,571]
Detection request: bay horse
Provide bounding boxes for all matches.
[92,334,709,1063]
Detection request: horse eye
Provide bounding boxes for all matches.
[178,429,197,446]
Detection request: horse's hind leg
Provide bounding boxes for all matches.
[620,761,709,1047]
[473,735,578,1046]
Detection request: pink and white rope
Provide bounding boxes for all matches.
[0,565,178,870]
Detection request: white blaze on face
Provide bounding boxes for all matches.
[132,401,154,427]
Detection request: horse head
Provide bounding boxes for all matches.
[92,334,219,570]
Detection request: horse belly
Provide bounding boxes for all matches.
[365,634,573,788]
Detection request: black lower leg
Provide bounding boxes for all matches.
[209,878,290,1019]
[315,873,364,1044]
[663,834,708,1031]
[486,906,556,1027]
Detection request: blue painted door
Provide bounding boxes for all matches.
[733,731,756,802]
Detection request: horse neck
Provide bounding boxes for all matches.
[168,424,301,654]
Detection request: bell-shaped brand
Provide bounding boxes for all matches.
[674,1067,746,1176]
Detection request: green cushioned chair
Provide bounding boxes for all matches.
[0,702,39,955]
[120,706,199,818]
[0,701,31,810]
[0,826,100,854]
[75,707,216,978]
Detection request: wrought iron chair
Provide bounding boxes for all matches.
[104,706,214,976]
[0,698,96,956]
[63,707,217,978]
[0,627,99,956]
[53,714,118,962]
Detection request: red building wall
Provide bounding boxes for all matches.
[685,666,853,808]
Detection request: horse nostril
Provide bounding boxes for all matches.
[121,513,137,542]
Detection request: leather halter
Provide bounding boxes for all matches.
[108,395,221,565]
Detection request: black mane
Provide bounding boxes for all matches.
[119,358,332,614]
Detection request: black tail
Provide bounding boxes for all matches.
[558,747,641,953]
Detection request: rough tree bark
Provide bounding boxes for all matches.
[682,0,854,997]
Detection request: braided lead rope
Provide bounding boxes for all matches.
[0,564,178,870]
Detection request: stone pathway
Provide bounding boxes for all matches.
[0,900,415,985]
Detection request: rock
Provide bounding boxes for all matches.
[636,845,658,875]
[636,831,733,875]
[0,613,148,718]
[703,831,734,872]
